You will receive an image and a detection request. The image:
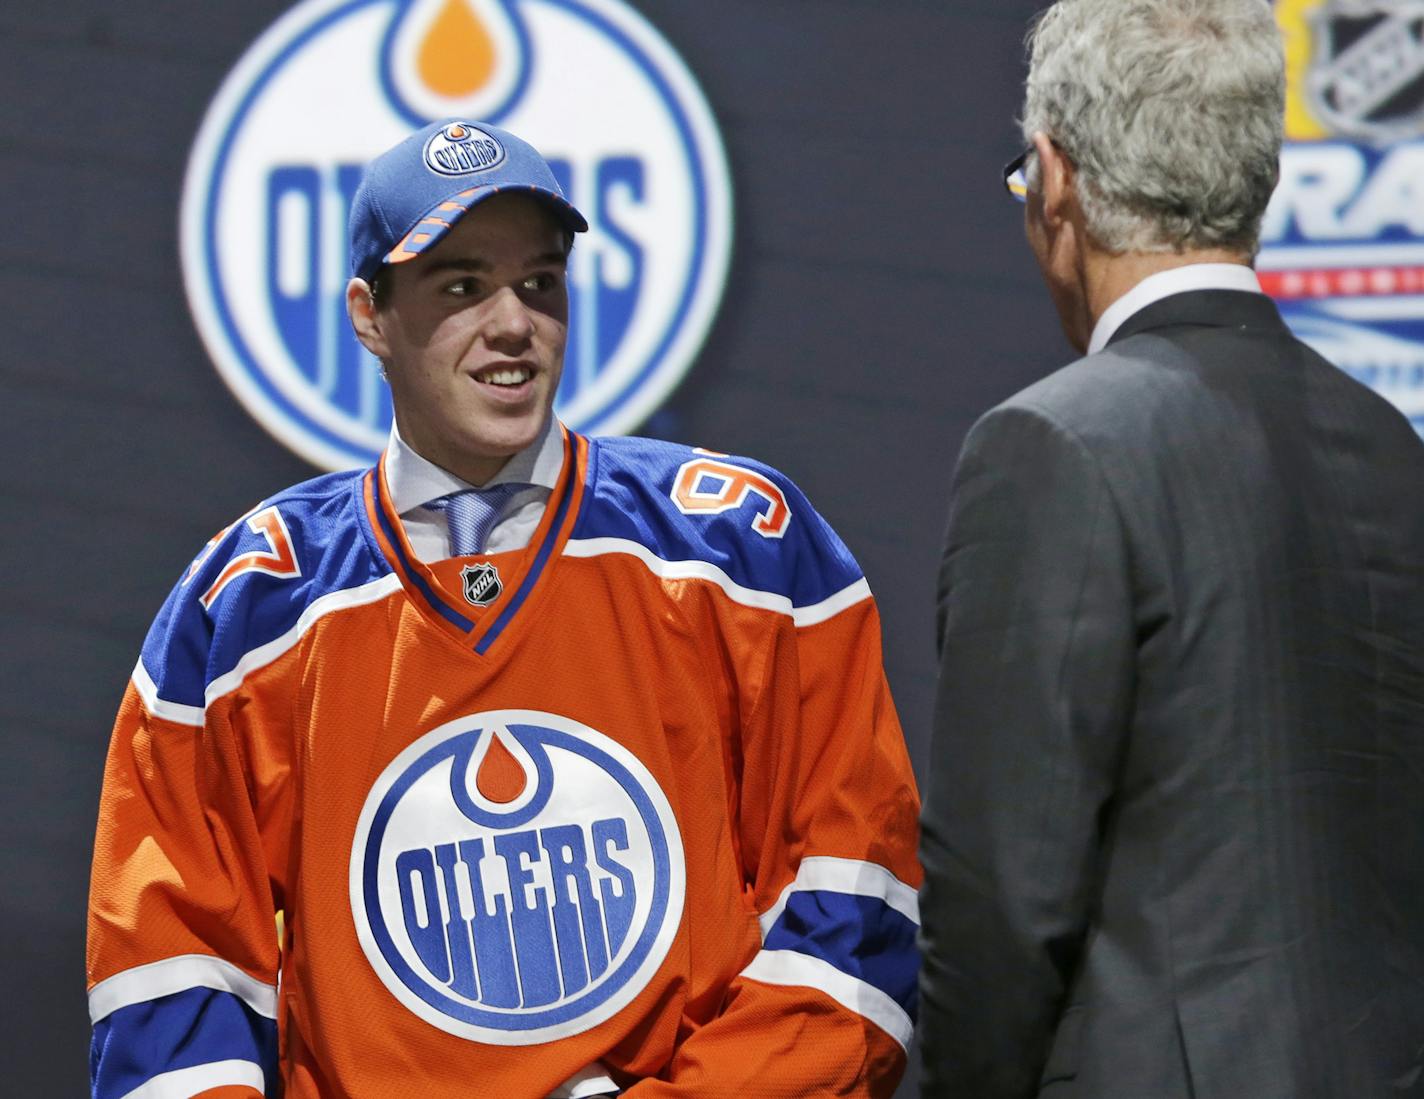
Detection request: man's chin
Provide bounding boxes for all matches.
[463,417,549,463]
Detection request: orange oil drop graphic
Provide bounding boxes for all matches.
[418,0,497,98]
[476,732,526,804]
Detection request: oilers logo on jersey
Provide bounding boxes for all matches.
[350,709,686,1044]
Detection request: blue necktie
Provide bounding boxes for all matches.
[429,484,523,556]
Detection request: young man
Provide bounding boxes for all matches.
[88,120,920,1098]
[918,3,1424,1097]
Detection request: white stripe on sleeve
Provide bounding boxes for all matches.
[118,1059,265,1099]
[130,574,403,725]
[741,949,914,1050]
[562,537,871,626]
[758,856,920,938]
[791,578,871,627]
[88,954,278,1025]
[131,659,204,728]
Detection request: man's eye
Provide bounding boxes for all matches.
[522,272,560,292]
[446,277,482,297]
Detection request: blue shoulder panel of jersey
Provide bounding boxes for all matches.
[574,436,863,608]
[138,469,392,712]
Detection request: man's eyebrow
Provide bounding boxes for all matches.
[417,251,569,278]
[418,258,492,278]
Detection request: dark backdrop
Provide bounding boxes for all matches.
[0,2,1066,1093]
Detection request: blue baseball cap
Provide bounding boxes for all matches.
[348,119,589,283]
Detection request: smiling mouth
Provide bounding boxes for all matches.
[475,365,534,387]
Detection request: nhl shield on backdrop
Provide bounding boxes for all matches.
[350,711,686,1043]
[182,0,734,470]
[1305,0,1424,142]
[1264,0,1424,434]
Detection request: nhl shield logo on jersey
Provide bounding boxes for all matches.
[1262,1,1424,435]
[350,710,685,1043]
[182,0,733,470]
[460,562,502,605]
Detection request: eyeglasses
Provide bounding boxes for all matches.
[1004,139,1069,202]
[1003,148,1031,203]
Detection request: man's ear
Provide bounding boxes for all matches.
[1032,131,1076,230]
[346,277,391,360]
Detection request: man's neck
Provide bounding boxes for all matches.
[384,414,563,515]
[1082,247,1252,336]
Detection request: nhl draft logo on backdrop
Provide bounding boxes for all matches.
[350,710,685,1043]
[1262,0,1424,435]
[182,0,733,470]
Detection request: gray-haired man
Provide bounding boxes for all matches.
[918,2,1424,1096]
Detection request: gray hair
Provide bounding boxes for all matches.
[1022,0,1285,255]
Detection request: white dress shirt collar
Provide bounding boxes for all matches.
[1087,263,1264,355]
[383,414,565,515]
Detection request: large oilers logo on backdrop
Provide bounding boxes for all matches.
[182,0,733,470]
[1263,1,1424,433]
[350,710,685,1042]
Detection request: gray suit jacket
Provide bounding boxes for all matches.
[918,289,1424,1098]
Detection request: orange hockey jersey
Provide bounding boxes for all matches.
[88,430,921,1097]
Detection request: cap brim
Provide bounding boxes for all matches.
[382,184,589,270]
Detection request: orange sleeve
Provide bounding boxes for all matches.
[632,596,921,1097]
[87,678,283,1099]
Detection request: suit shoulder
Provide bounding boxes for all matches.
[994,343,1174,424]
[976,333,1254,464]
[995,326,1424,455]
[573,436,864,609]
[137,469,394,714]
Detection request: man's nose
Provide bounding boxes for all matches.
[483,285,535,343]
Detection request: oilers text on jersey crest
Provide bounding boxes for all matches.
[350,710,686,1043]
[181,0,733,470]
[1264,0,1424,434]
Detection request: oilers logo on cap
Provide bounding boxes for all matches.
[424,122,506,175]
[1263,1,1424,435]
[181,0,733,470]
[349,710,685,1043]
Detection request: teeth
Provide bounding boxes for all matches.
[481,367,531,386]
